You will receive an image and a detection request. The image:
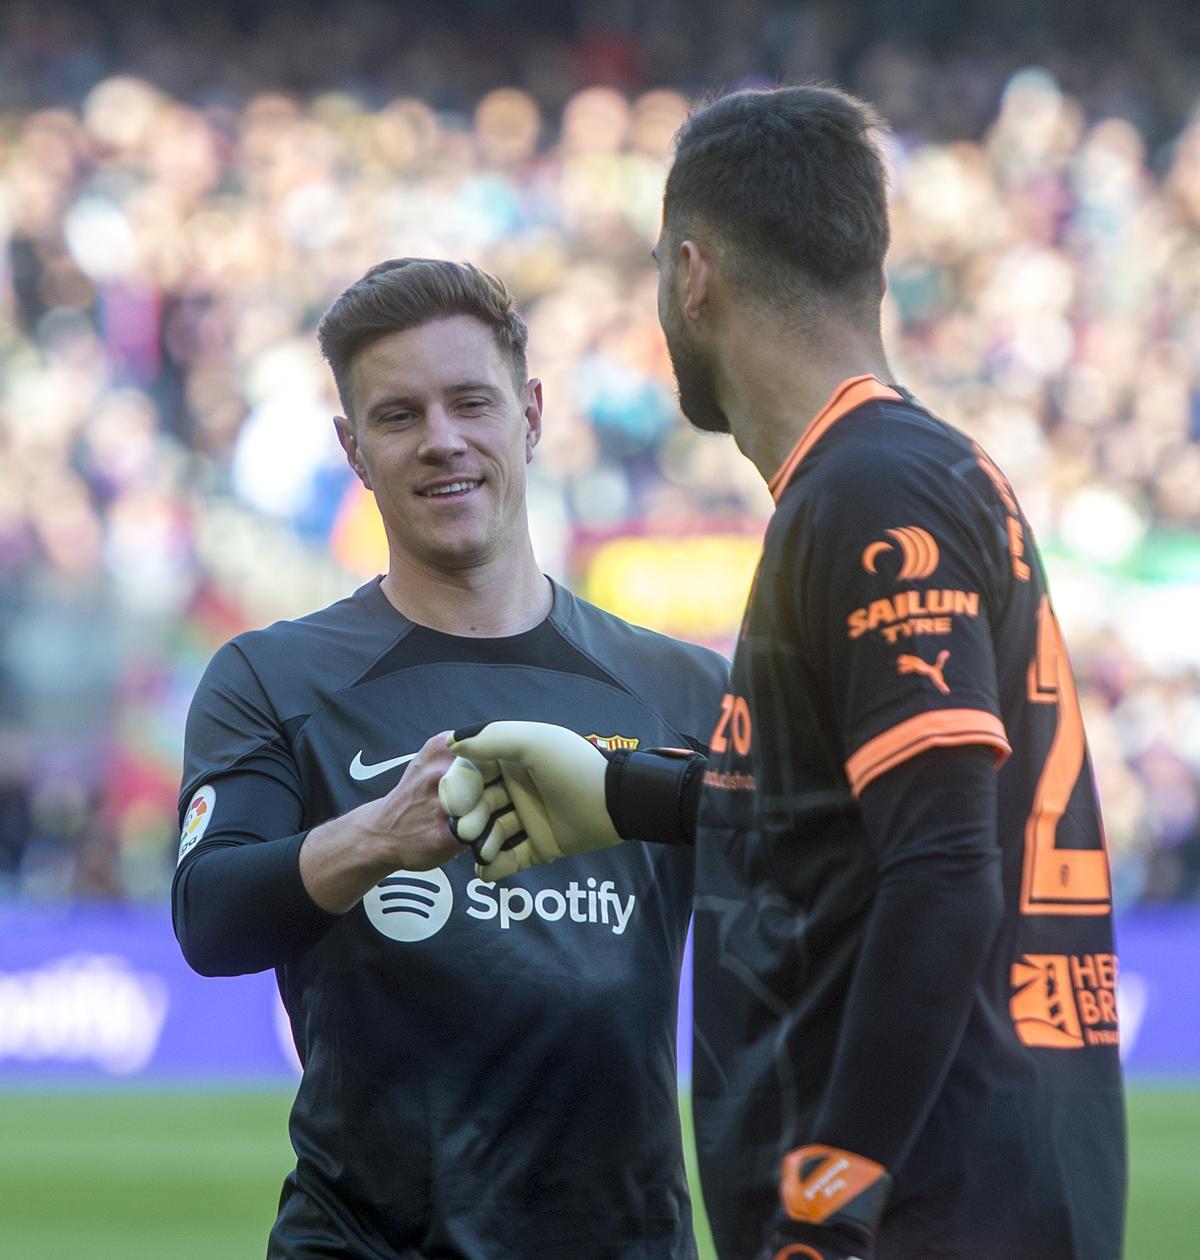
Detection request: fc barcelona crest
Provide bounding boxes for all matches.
[585,733,640,751]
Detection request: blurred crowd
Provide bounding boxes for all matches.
[2,2,1199,906]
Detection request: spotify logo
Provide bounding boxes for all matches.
[364,869,454,942]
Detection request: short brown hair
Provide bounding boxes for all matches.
[317,258,529,418]
[663,85,890,310]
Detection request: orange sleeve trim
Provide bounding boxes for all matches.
[768,375,903,502]
[845,708,1011,797]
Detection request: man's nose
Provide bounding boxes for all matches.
[418,406,468,459]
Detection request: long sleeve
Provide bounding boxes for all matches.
[808,744,1004,1168]
[172,639,338,976]
[172,757,339,975]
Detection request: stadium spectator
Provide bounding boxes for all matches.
[1,5,1199,906]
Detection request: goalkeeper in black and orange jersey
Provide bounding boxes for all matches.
[443,86,1126,1260]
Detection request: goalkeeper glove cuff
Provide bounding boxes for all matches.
[765,1144,891,1260]
[604,747,706,845]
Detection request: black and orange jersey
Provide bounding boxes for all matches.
[691,377,1125,1260]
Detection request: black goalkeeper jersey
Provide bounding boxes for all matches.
[173,577,727,1260]
[691,377,1125,1259]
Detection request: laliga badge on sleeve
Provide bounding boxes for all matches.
[178,785,215,864]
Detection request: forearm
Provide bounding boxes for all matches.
[811,747,1003,1169]
[172,793,448,975]
[172,833,338,976]
[298,796,419,913]
[813,848,1001,1169]
[173,734,459,975]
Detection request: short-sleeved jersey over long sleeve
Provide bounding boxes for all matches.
[691,378,1124,1260]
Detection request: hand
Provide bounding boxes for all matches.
[438,755,489,842]
[441,721,623,880]
[300,731,462,913]
[438,755,517,865]
[758,1144,891,1260]
[372,730,464,871]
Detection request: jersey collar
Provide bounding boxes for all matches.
[361,572,569,636]
[766,374,903,503]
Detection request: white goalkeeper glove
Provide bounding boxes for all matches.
[438,721,622,881]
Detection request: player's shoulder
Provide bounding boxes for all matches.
[821,390,975,486]
[777,389,987,531]
[551,582,730,694]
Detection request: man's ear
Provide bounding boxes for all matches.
[680,239,712,323]
[522,378,544,462]
[334,415,372,490]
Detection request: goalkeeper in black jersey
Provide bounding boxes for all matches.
[444,88,1126,1260]
[173,259,727,1260]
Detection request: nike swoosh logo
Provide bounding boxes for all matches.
[349,750,419,781]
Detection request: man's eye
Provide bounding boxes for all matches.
[458,398,488,412]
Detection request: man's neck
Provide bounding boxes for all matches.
[716,313,894,485]
[379,545,552,637]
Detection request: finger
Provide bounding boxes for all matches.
[448,721,546,765]
[438,757,484,817]
[456,807,521,860]
[451,779,514,844]
[448,813,486,850]
[475,843,529,882]
[474,805,528,863]
[449,802,511,849]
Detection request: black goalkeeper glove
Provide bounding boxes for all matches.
[758,1144,892,1260]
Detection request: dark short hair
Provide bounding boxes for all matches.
[663,85,890,309]
[317,258,529,418]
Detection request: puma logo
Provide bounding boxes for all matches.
[897,649,951,694]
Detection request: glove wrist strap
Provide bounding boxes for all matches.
[605,748,705,844]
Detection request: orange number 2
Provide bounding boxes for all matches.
[1021,596,1112,915]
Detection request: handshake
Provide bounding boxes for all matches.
[437,721,707,879]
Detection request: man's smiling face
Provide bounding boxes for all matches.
[337,316,542,574]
